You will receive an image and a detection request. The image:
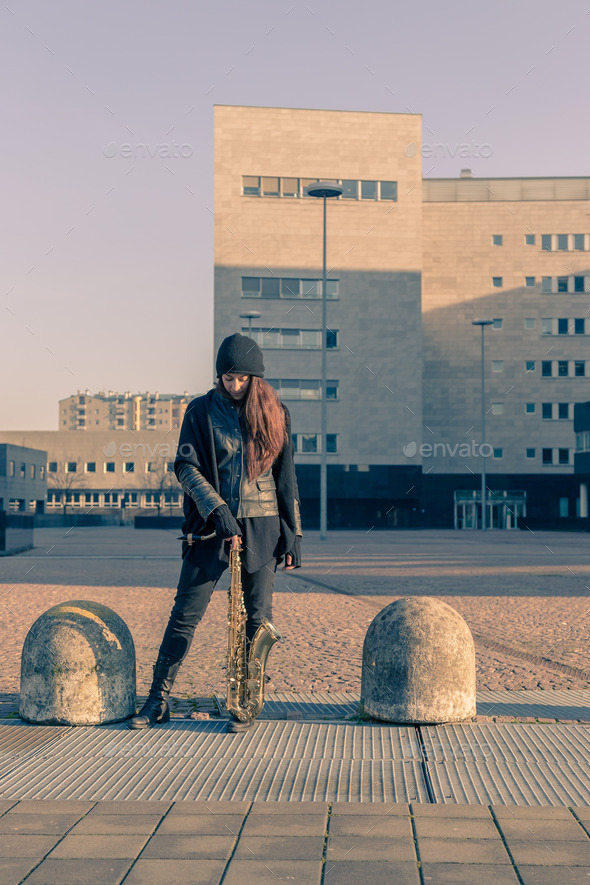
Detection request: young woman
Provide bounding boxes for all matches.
[129,333,302,731]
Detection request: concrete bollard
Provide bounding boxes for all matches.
[19,599,136,726]
[361,597,476,724]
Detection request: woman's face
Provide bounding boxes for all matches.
[222,373,251,401]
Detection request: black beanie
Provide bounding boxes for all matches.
[216,333,265,378]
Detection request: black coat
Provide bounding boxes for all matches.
[174,389,301,577]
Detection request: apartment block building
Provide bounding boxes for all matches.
[214,104,590,528]
[59,390,196,432]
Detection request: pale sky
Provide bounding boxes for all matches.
[2,0,589,429]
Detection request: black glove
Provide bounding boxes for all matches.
[284,535,302,568]
[211,504,242,540]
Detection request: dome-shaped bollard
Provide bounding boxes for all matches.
[19,600,136,726]
[361,597,476,724]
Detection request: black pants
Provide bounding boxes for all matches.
[158,551,278,664]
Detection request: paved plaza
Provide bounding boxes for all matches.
[0,527,589,882]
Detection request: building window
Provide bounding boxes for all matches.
[48,462,57,473]
[526,448,536,459]
[541,318,553,335]
[541,361,552,377]
[85,462,96,473]
[575,318,585,334]
[524,318,536,330]
[574,234,585,251]
[360,180,378,200]
[557,318,569,335]
[30,464,35,480]
[341,180,358,199]
[574,276,585,293]
[559,497,569,516]
[66,462,77,473]
[525,403,535,414]
[379,181,398,201]
[575,361,586,377]
[525,360,535,372]
[40,465,45,479]
[558,449,570,465]
[294,433,338,453]
[326,329,338,348]
[326,434,338,453]
[301,434,318,453]
[124,462,134,473]
[541,234,552,251]
[9,460,15,477]
[525,277,536,288]
[558,403,569,420]
[492,277,503,287]
[557,277,569,293]
[525,234,536,245]
[281,177,299,197]
[491,403,504,415]
[542,403,553,420]
[267,379,338,400]
[492,318,502,329]
[541,277,552,293]
[242,276,338,300]
[542,448,553,465]
[558,360,568,377]
[242,176,260,196]
[491,360,503,372]
[493,448,503,459]
[261,176,280,196]
[104,462,115,473]
[557,234,569,251]
[492,234,503,246]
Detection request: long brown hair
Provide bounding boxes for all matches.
[215,376,288,481]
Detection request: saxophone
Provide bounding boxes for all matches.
[226,538,282,726]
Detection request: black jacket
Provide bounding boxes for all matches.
[174,388,302,575]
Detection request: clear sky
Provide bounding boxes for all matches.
[2,0,589,429]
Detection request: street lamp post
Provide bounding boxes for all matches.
[304,181,343,540]
[472,319,494,531]
[239,310,262,336]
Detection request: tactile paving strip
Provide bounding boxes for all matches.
[0,720,428,802]
[421,723,590,806]
[476,688,590,720]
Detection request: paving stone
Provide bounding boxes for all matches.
[0,833,61,857]
[411,803,492,818]
[123,858,227,885]
[222,860,322,884]
[323,860,420,884]
[0,812,85,834]
[68,813,163,835]
[241,813,326,837]
[498,818,590,842]
[0,800,20,816]
[518,866,590,885]
[417,837,512,864]
[232,835,324,860]
[328,814,413,837]
[7,800,95,815]
[325,835,416,862]
[248,801,328,815]
[87,800,171,815]
[492,805,575,821]
[573,808,590,822]
[157,813,245,835]
[140,833,236,860]
[168,800,251,815]
[507,840,590,866]
[24,857,133,884]
[414,817,499,839]
[0,856,41,885]
[420,862,520,883]
[332,801,410,815]
[49,832,150,858]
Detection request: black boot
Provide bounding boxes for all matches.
[128,654,181,729]
[226,714,254,734]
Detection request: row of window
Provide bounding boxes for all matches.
[46,491,182,508]
[490,402,574,419]
[48,461,176,474]
[242,327,339,349]
[493,276,589,291]
[523,360,587,377]
[491,233,590,251]
[242,277,339,300]
[7,461,45,480]
[266,379,339,400]
[478,318,588,334]
[576,432,590,453]
[474,448,572,463]
[242,176,398,201]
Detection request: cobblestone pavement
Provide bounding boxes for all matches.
[1,528,589,713]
